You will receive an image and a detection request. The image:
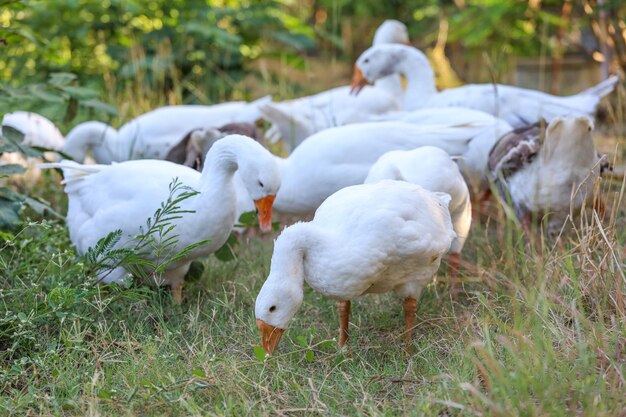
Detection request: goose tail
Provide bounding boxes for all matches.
[578,75,619,99]
[38,160,106,186]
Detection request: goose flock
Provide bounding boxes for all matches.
[2,20,619,355]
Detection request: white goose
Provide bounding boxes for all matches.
[272,119,512,216]
[488,116,608,234]
[1,111,65,150]
[260,20,409,150]
[351,44,619,127]
[365,146,471,280]
[255,180,455,354]
[43,135,280,303]
[62,96,271,163]
[1,111,65,186]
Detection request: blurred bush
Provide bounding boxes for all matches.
[0,0,315,119]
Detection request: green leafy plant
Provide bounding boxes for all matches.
[0,127,59,228]
[84,178,209,285]
[0,72,117,122]
[1,0,316,105]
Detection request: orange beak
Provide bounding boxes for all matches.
[256,319,285,354]
[350,65,369,95]
[254,195,275,233]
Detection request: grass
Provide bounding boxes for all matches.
[1,178,625,416]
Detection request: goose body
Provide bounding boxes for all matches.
[260,20,409,149]
[273,119,511,216]
[255,180,455,353]
[62,97,271,163]
[352,44,619,127]
[43,135,280,301]
[488,116,606,232]
[365,146,471,257]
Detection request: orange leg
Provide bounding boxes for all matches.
[337,300,351,348]
[403,297,417,345]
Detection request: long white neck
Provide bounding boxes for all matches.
[395,47,437,111]
[62,121,118,163]
[265,222,323,294]
[256,221,327,328]
[271,156,313,216]
[183,137,251,241]
[374,74,404,97]
[197,137,244,197]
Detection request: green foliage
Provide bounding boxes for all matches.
[213,232,238,262]
[84,178,209,284]
[0,72,117,123]
[0,129,59,228]
[1,0,315,106]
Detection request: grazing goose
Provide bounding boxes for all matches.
[42,135,280,303]
[351,44,619,127]
[255,180,455,354]
[488,116,608,234]
[62,96,270,163]
[260,20,410,150]
[365,146,471,280]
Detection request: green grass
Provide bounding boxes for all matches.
[1,183,625,416]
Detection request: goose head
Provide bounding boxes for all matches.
[351,44,407,94]
[254,225,307,353]
[541,116,596,163]
[255,274,303,354]
[373,20,409,46]
[221,135,281,232]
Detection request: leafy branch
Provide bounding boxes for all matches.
[0,128,60,227]
[85,178,209,286]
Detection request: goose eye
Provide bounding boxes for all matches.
[269,305,276,312]
[363,58,369,64]
[258,180,264,188]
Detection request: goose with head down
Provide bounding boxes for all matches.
[255,180,455,354]
[62,96,270,163]
[42,135,280,303]
[351,44,618,128]
[488,116,608,234]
